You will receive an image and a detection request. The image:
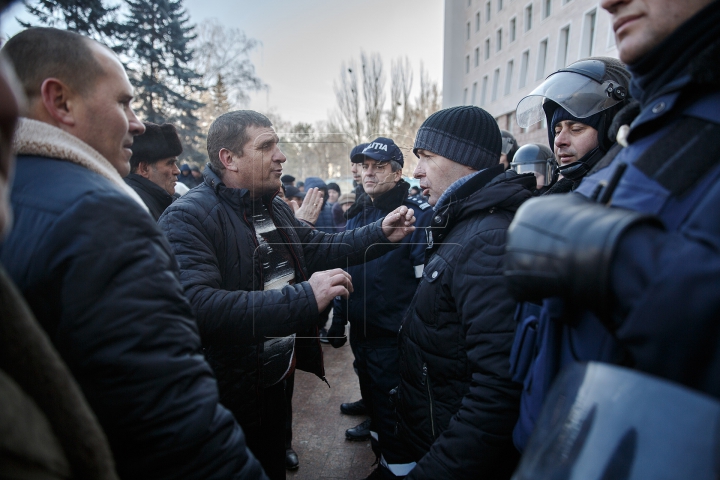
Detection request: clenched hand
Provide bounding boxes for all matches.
[308,268,353,311]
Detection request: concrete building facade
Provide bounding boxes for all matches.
[443,0,619,146]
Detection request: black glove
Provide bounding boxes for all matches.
[327,322,347,348]
[504,193,663,313]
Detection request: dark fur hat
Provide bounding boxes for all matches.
[130,122,183,172]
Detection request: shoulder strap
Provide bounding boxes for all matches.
[634,116,720,196]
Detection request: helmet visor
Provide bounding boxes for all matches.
[516,71,622,128]
[513,162,554,187]
[501,136,515,155]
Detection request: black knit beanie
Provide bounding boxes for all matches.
[413,106,501,171]
[130,122,183,171]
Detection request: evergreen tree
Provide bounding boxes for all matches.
[21,0,121,46]
[212,73,230,114]
[121,0,206,162]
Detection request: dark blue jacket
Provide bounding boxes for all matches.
[398,167,535,480]
[510,5,720,451]
[158,167,396,428]
[0,155,266,479]
[333,180,432,337]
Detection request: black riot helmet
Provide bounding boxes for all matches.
[510,143,557,189]
[516,57,631,181]
[500,130,519,167]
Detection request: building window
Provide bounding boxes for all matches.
[563,0,571,4]
[524,4,533,32]
[581,9,597,57]
[465,55,470,73]
[463,88,468,105]
[476,12,481,31]
[536,39,548,80]
[492,68,500,102]
[485,38,491,60]
[505,60,514,95]
[486,1,491,22]
[510,17,517,42]
[496,28,503,51]
[607,23,616,48]
[543,0,552,19]
[519,50,530,88]
[467,21,471,40]
[481,75,488,106]
[475,47,480,67]
[498,0,503,11]
[471,81,478,104]
[468,0,472,6]
[557,25,570,68]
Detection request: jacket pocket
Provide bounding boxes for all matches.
[414,257,448,326]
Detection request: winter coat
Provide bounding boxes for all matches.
[333,180,433,337]
[0,266,117,480]
[0,119,267,480]
[157,167,396,428]
[397,166,535,480]
[124,173,173,221]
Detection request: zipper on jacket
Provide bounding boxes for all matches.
[422,362,436,439]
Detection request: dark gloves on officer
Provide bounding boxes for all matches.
[504,193,663,315]
[327,322,347,348]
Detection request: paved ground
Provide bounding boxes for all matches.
[287,340,376,479]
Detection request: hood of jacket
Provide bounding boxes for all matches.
[12,118,147,212]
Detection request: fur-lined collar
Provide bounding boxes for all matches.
[12,118,148,211]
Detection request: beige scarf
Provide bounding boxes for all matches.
[12,118,148,211]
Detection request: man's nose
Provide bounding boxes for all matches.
[128,108,145,136]
[274,147,287,163]
[554,129,569,148]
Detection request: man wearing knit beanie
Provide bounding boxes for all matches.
[378,106,536,480]
[124,122,183,221]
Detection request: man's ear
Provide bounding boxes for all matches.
[136,160,151,178]
[219,148,238,172]
[39,78,76,126]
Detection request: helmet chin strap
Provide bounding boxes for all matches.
[556,146,605,182]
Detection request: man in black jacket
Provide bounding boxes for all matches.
[124,122,182,221]
[0,28,268,479]
[158,110,417,480]
[382,106,535,480]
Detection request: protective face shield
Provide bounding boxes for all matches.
[510,144,557,188]
[501,135,517,156]
[516,59,628,129]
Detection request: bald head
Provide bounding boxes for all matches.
[2,27,108,101]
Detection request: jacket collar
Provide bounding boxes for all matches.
[12,118,148,211]
[202,165,277,211]
[370,179,410,211]
[125,173,173,204]
[429,165,535,238]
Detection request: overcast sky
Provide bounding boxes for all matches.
[2,0,445,125]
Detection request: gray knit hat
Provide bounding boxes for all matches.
[413,106,501,171]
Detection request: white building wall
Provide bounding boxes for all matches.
[443,0,619,146]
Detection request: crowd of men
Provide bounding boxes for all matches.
[0,0,719,478]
